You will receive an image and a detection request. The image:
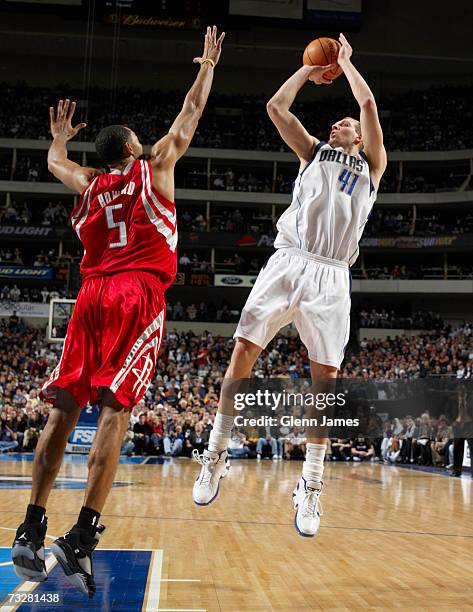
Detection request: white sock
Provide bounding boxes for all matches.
[302,443,326,484]
[208,413,234,453]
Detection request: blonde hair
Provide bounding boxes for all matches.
[344,117,361,137]
[345,117,362,148]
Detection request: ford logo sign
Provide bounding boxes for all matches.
[222,276,242,285]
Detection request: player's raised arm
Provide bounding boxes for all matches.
[266,63,335,164]
[150,25,225,168]
[47,99,98,193]
[336,33,387,189]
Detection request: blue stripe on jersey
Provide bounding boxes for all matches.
[295,141,326,248]
[295,195,303,249]
[358,150,375,194]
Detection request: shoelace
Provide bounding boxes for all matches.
[192,449,214,486]
[302,488,323,519]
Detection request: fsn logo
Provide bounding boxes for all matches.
[71,428,97,444]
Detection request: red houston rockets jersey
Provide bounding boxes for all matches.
[71,159,177,288]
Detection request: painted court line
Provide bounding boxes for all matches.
[160,579,201,582]
[143,549,163,612]
[0,476,86,482]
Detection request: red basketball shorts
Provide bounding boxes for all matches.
[41,271,166,409]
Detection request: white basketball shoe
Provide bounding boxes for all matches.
[192,449,230,506]
[293,476,323,537]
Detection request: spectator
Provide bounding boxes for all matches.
[133,413,151,455]
[0,421,19,453]
[150,415,165,454]
[227,428,251,458]
[431,415,452,466]
[351,435,374,461]
[331,438,352,461]
[412,413,434,465]
[22,411,44,450]
[164,425,185,457]
[121,428,135,456]
[283,427,307,460]
[187,421,209,456]
[256,433,281,460]
[450,386,473,478]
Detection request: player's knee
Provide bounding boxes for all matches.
[52,388,80,415]
[310,362,338,379]
[100,388,126,411]
[231,338,261,369]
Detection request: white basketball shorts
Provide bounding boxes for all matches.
[234,247,351,368]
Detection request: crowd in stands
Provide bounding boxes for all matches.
[2,82,473,152]
[357,309,444,330]
[328,410,471,478]
[0,246,74,267]
[365,209,473,237]
[178,250,264,275]
[13,155,49,182]
[0,199,71,227]
[2,195,473,248]
[167,300,240,323]
[353,265,473,280]
[346,323,473,380]
[5,153,472,195]
[1,318,472,478]
[1,318,472,470]
[0,285,71,304]
[364,209,413,236]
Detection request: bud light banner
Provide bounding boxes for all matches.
[66,405,99,453]
[0,265,54,279]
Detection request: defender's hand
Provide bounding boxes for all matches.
[304,63,336,85]
[193,25,225,67]
[337,33,353,64]
[49,99,86,140]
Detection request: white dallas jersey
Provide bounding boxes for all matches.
[274,142,377,266]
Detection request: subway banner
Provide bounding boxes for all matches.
[66,405,99,453]
[0,265,54,279]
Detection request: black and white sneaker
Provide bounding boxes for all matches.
[12,518,48,581]
[50,524,105,597]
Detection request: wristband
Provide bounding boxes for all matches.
[201,58,215,69]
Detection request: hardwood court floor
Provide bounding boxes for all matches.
[0,457,472,611]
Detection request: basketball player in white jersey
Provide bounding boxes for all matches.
[193,34,386,537]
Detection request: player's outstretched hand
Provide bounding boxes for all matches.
[193,25,225,67]
[49,99,86,140]
[338,33,353,64]
[306,63,337,85]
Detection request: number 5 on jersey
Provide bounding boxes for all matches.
[105,204,127,248]
[338,169,359,195]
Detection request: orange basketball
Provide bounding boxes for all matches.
[303,37,343,81]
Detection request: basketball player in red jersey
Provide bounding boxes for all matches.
[12,26,224,597]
